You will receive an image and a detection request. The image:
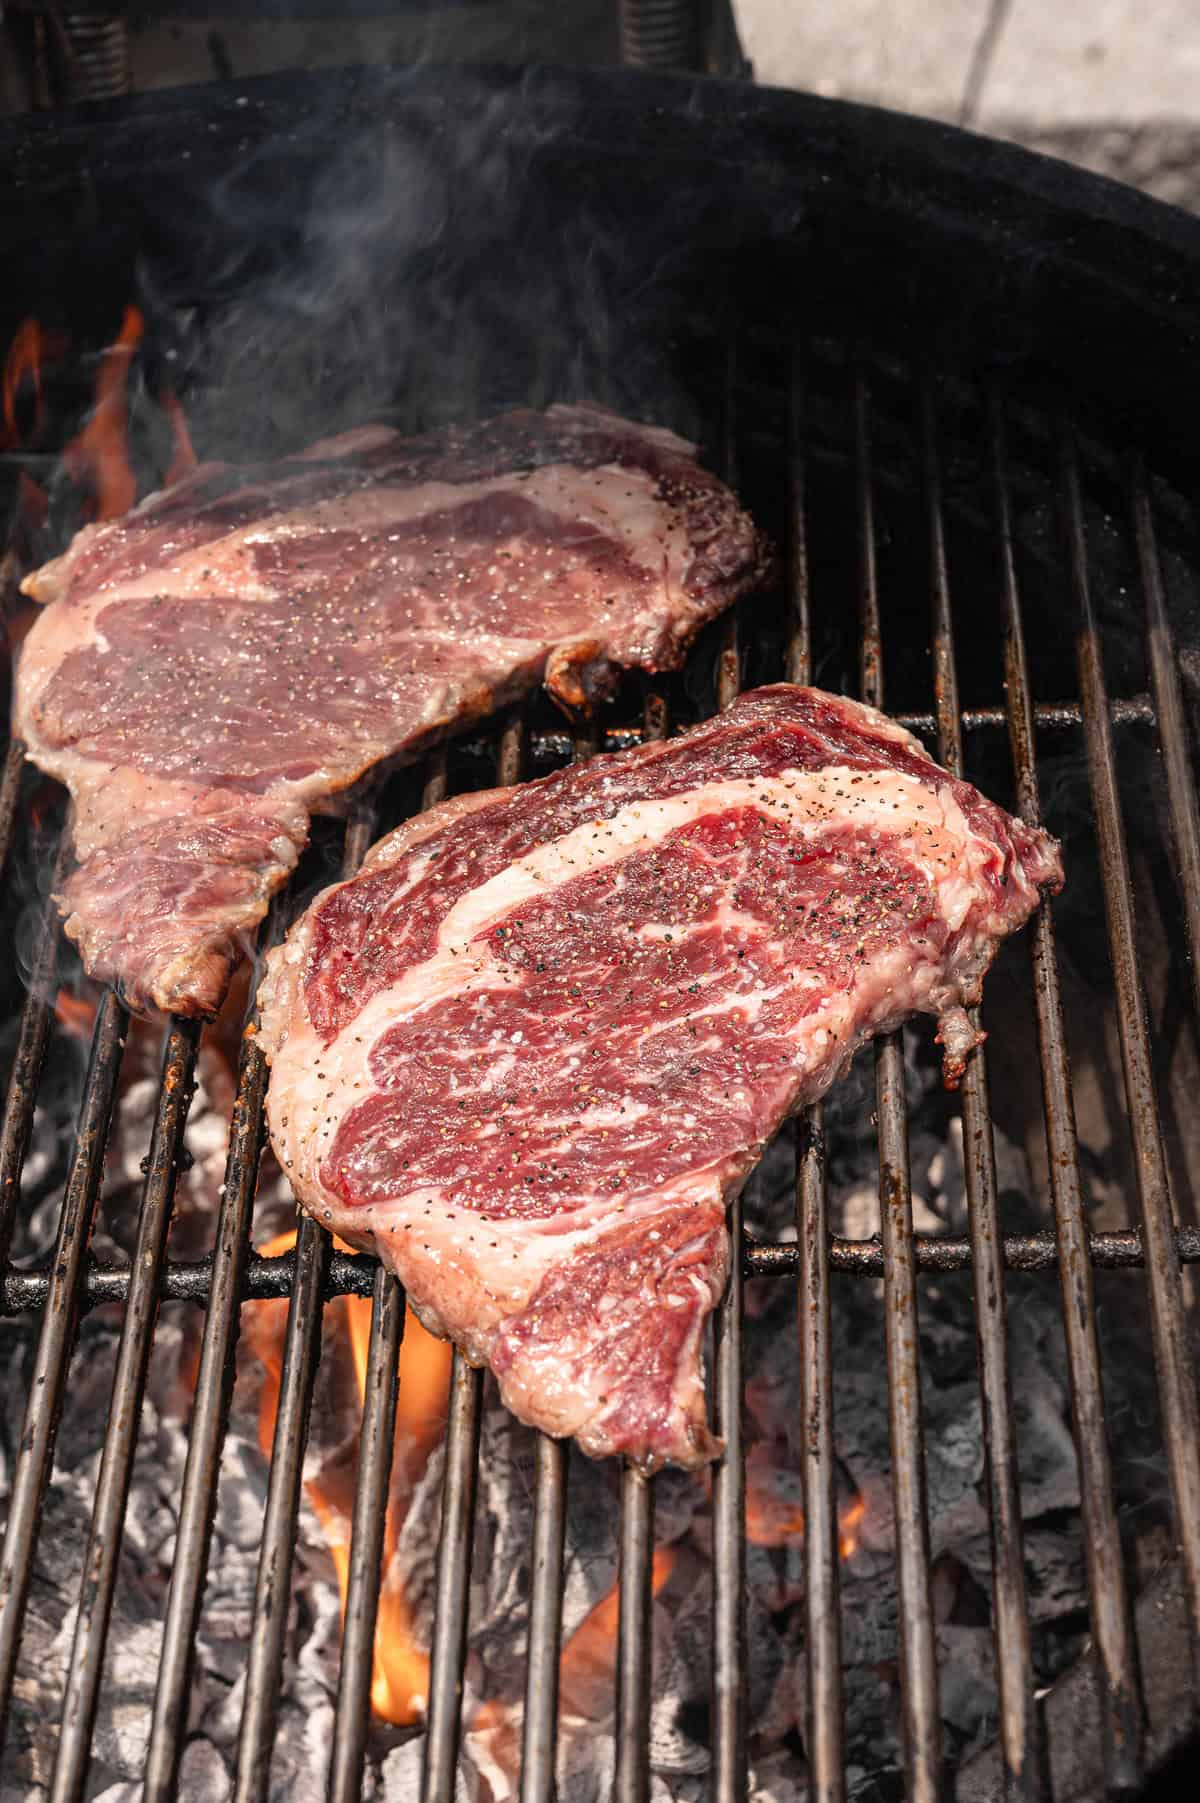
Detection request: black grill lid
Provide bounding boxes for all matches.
[4,64,1200,479]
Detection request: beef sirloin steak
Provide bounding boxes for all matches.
[258,686,1063,1470]
[15,404,770,1016]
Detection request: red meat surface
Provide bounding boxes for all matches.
[258,686,1063,1470]
[16,405,770,1015]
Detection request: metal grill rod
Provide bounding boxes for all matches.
[993,394,1143,1790]
[1,1220,1193,1318]
[521,698,1158,769]
[612,682,671,1803]
[856,364,941,1803]
[422,1349,484,1802]
[0,990,126,1746]
[144,912,280,1803]
[712,1189,746,1803]
[614,1465,656,1803]
[521,1433,569,1803]
[0,740,26,889]
[711,345,748,1803]
[788,349,845,1803]
[332,747,474,1803]
[329,1265,406,1803]
[748,1227,1200,1276]
[1131,454,1200,1027]
[1062,424,1200,1672]
[516,704,572,1803]
[0,832,72,1272]
[49,1016,201,1803]
[421,740,486,1803]
[921,384,1039,1800]
[233,1219,332,1803]
[233,806,377,1803]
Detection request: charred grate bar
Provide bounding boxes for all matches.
[0,346,1198,1803]
[924,382,1038,1798]
[853,360,942,1801]
[2,1224,1199,1315]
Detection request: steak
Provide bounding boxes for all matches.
[15,404,771,1016]
[257,685,1063,1470]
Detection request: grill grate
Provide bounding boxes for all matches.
[925,384,1035,1801]
[0,345,1199,1803]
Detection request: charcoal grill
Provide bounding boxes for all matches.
[1,63,1200,1803]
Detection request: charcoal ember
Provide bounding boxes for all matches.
[0,971,1134,1799]
[1022,1525,1090,1627]
[12,1005,243,1275]
[936,1623,999,1743]
[398,1394,717,1799]
[84,1734,233,1803]
[735,1062,1089,1777]
[470,1399,551,1648]
[381,1740,449,1801]
[752,1747,815,1802]
[922,1383,988,1548]
[1006,1312,1081,1517]
[174,1739,231,1803]
[1,1313,167,1796]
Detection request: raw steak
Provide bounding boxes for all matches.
[15,404,770,1016]
[257,686,1063,1470]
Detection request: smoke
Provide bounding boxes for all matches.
[121,65,732,466]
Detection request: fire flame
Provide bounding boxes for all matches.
[53,986,100,1041]
[744,1478,806,1548]
[161,387,198,488]
[250,1228,452,1725]
[341,1275,454,1722]
[62,306,143,521]
[838,1492,866,1561]
[2,318,59,449]
[3,320,59,547]
[559,1547,676,1717]
[3,308,197,560]
[471,1545,677,1772]
[740,1460,866,1559]
[247,1228,867,1735]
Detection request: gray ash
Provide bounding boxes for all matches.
[0,1008,1168,1801]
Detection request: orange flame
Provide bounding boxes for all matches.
[838,1492,866,1562]
[472,1544,676,1771]
[161,387,198,488]
[3,320,43,444]
[248,1226,867,1738]
[251,1227,452,1725]
[53,986,100,1041]
[1,318,64,449]
[341,1279,453,1722]
[559,1547,676,1717]
[743,1466,867,1561]
[3,322,56,545]
[62,305,143,520]
[4,309,196,533]
[744,1485,806,1547]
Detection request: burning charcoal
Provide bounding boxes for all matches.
[1,1002,1103,1800]
[935,1622,998,1744]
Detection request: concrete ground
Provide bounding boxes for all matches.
[736,0,1200,210]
